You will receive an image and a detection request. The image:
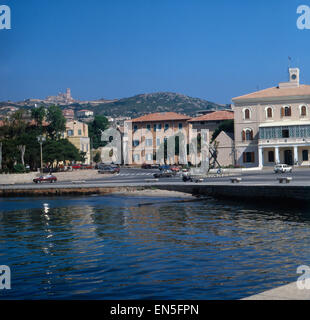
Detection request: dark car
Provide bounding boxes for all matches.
[142,163,152,169]
[98,166,119,174]
[153,170,174,178]
[33,175,57,184]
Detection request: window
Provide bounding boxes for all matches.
[133,154,140,162]
[244,109,250,120]
[243,152,255,163]
[267,107,273,118]
[67,130,73,136]
[303,150,309,161]
[146,153,152,161]
[282,129,289,138]
[154,124,162,131]
[78,129,82,136]
[200,121,205,125]
[242,129,253,141]
[164,124,169,131]
[145,139,152,147]
[178,123,183,130]
[156,138,161,146]
[301,106,307,117]
[133,140,140,147]
[133,125,138,132]
[268,151,275,162]
[146,124,151,131]
[282,106,291,117]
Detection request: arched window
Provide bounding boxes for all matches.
[301,105,307,117]
[267,107,273,118]
[242,129,253,141]
[281,106,291,117]
[244,109,250,120]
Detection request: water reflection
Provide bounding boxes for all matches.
[0,195,310,299]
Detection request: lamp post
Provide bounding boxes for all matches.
[37,135,46,173]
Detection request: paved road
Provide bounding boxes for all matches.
[3,167,310,189]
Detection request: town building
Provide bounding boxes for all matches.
[213,131,235,167]
[188,110,234,141]
[64,120,91,164]
[124,112,191,165]
[232,67,310,168]
[62,109,75,120]
[77,109,94,119]
[46,88,75,105]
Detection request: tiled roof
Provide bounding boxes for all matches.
[130,112,191,123]
[189,110,234,122]
[233,85,310,101]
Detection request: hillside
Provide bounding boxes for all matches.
[88,92,226,118]
[0,92,227,119]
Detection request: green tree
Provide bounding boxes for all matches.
[93,152,101,163]
[46,105,66,140]
[89,115,109,149]
[43,139,82,166]
[212,120,234,142]
[31,106,46,129]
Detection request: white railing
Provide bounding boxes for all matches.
[259,138,310,145]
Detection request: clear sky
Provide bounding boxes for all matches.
[1,0,309,104]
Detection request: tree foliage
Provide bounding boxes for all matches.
[211,120,234,142]
[88,115,109,149]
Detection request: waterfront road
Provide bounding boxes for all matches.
[2,167,310,189]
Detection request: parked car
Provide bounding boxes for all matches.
[159,165,171,171]
[142,163,152,169]
[274,164,293,173]
[170,165,180,172]
[98,166,119,174]
[153,170,174,178]
[72,164,82,170]
[33,175,57,184]
[81,164,93,170]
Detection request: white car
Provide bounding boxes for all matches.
[274,164,293,174]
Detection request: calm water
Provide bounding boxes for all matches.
[0,194,310,300]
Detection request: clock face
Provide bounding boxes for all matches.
[291,74,297,80]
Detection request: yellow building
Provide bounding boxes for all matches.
[64,120,91,164]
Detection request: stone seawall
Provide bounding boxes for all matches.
[1,183,310,203]
[156,184,310,202]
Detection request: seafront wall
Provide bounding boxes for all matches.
[0,173,37,185]
[1,183,310,202]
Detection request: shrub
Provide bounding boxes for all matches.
[13,164,26,174]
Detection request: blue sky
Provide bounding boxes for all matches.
[0,0,309,104]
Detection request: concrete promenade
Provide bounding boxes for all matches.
[243,282,310,300]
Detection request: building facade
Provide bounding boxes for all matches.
[233,68,310,168]
[124,112,191,165]
[64,120,91,164]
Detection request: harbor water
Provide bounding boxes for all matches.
[0,194,309,299]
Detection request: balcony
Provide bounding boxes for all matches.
[259,137,310,146]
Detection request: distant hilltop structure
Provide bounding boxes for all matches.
[18,88,117,107]
[46,88,75,105]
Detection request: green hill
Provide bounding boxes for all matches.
[92,92,226,118]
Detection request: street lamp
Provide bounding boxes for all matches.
[37,135,46,173]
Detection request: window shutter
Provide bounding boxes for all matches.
[288,107,291,117]
[250,130,253,140]
[281,108,284,117]
[242,131,245,141]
